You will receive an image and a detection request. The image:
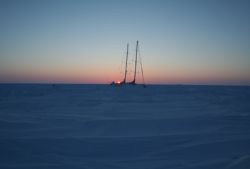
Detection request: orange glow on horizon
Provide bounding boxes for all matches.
[0,65,250,85]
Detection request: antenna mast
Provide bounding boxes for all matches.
[123,43,129,84]
[131,40,138,84]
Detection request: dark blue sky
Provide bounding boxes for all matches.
[0,0,250,84]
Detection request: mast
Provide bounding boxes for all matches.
[123,43,129,83]
[131,40,138,84]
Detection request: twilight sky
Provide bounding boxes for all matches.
[0,0,250,85]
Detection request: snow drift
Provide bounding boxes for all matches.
[0,84,250,169]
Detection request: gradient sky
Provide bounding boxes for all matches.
[0,0,250,85]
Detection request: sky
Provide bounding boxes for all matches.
[0,0,250,85]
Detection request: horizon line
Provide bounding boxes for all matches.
[0,82,249,87]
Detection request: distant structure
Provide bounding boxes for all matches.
[121,43,129,84]
[111,40,146,87]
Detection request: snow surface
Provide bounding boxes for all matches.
[0,84,250,169]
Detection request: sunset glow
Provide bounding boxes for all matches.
[0,0,250,85]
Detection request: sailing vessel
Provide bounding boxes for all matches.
[111,40,145,87]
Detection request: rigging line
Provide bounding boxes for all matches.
[138,46,145,85]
